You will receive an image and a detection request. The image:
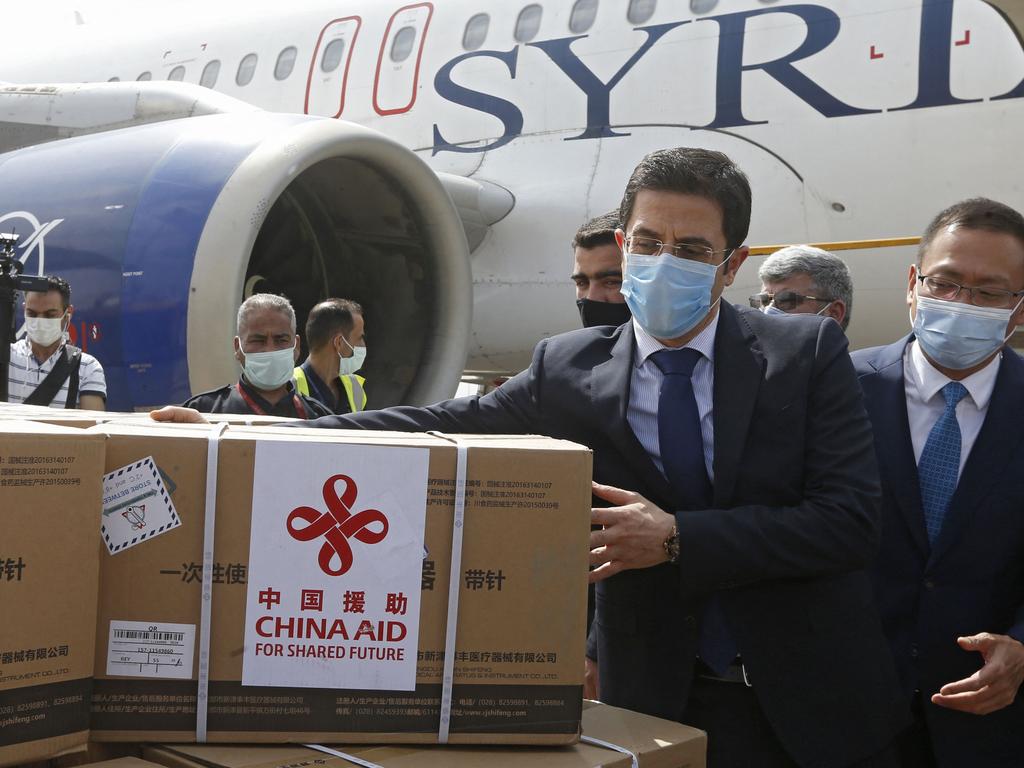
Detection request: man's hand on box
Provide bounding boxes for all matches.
[932,633,1024,715]
[150,406,209,424]
[588,481,675,583]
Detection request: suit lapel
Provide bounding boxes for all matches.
[589,323,673,501]
[862,336,930,557]
[711,304,764,507]
[930,350,1024,565]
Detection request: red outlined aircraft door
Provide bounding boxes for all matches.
[373,2,434,116]
[305,17,361,117]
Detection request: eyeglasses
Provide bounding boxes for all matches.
[625,235,733,265]
[748,290,833,312]
[917,275,1024,309]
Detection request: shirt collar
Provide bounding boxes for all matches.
[907,340,1000,409]
[15,337,65,366]
[632,308,720,368]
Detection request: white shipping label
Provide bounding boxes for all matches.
[242,441,430,691]
[106,620,196,679]
[101,456,181,554]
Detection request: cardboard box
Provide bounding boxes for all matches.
[71,759,159,768]
[0,422,105,767]
[142,701,706,768]
[87,423,591,745]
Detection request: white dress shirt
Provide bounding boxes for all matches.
[627,311,718,479]
[903,340,1000,480]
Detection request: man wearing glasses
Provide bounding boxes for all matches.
[852,198,1024,766]
[749,245,852,330]
[154,148,905,766]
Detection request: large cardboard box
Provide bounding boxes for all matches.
[142,701,706,768]
[0,422,105,767]
[87,423,591,745]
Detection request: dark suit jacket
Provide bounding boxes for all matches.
[853,336,1024,767]
[306,303,906,768]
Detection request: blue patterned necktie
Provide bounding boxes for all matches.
[918,381,968,544]
[651,348,736,675]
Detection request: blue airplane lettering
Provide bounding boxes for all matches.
[704,4,879,129]
[893,0,981,112]
[432,48,523,156]
[430,1,1023,154]
[525,20,691,141]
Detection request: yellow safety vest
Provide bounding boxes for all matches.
[293,367,367,413]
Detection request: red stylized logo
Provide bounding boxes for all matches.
[286,474,389,576]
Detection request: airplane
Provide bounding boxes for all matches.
[0,0,1021,411]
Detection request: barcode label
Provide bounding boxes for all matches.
[112,629,185,642]
[107,620,195,679]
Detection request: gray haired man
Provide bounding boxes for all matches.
[749,245,853,330]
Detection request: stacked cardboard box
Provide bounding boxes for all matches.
[0,422,105,767]
[87,423,592,745]
[139,701,706,768]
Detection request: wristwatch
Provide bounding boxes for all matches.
[663,522,680,564]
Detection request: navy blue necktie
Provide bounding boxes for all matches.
[918,382,968,544]
[651,349,737,675]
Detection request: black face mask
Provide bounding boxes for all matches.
[577,298,632,328]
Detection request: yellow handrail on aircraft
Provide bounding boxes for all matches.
[749,237,921,256]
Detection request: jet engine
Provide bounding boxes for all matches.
[0,109,471,411]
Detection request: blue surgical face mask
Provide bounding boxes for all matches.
[241,346,296,390]
[912,294,1021,370]
[621,252,730,339]
[338,335,367,376]
[762,301,833,317]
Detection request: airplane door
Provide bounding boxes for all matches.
[305,17,361,117]
[373,2,433,116]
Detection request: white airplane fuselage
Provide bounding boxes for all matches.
[4,0,1023,374]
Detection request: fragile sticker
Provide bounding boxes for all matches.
[106,620,195,679]
[101,456,180,554]
[242,440,429,692]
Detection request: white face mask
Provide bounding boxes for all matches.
[25,314,67,347]
[338,335,367,376]
[240,346,295,390]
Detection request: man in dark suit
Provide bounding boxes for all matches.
[852,198,1024,767]
[154,148,904,766]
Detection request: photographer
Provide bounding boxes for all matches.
[7,275,106,410]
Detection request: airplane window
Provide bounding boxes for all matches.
[569,0,598,34]
[168,66,186,81]
[200,60,221,89]
[515,4,543,42]
[627,0,656,24]
[236,53,258,86]
[462,13,489,51]
[690,0,718,13]
[275,46,298,81]
[391,26,417,63]
[137,71,152,81]
[108,77,120,82]
[321,38,346,73]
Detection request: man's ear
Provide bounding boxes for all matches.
[233,336,244,366]
[722,246,749,288]
[293,335,301,363]
[828,300,846,327]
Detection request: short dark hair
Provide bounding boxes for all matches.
[619,147,752,251]
[27,275,71,309]
[918,197,1024,266]
[572,211,620,250]
[305,298,363,351]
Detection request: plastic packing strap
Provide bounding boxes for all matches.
[196,421,229,742]
[579,734,641,768]
[304,743,385,768]
[426,431,469,744]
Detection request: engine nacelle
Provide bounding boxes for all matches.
[0,111,471,411]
